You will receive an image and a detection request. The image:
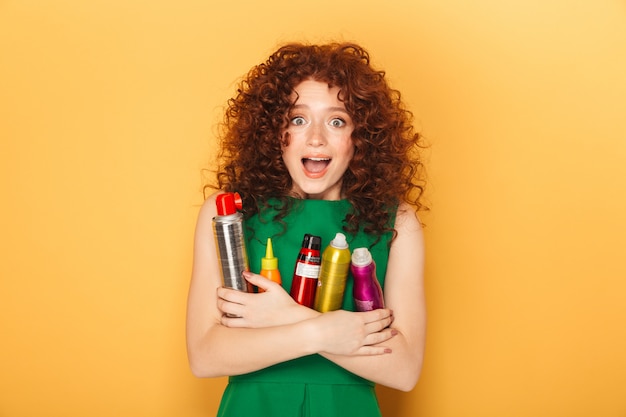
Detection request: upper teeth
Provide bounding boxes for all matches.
[308,157,330,161]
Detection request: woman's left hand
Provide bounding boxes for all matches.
[216,271,318,328]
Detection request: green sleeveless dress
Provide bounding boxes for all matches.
[216,198,395,417]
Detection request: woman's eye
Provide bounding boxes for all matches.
[291,116,306,126]
[329,118,346,128]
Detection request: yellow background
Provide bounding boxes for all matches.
[1,1,625,416]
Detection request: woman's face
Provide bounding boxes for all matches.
[281,79,355,200]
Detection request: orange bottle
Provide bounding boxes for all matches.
[259,237,281,292]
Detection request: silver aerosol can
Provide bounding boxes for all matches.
[212,192,251,292]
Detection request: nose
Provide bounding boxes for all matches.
[306,121,327,147]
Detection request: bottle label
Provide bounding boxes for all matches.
[295,262,320,278]
[355,299,375,311]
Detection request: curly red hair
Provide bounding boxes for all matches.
[210,42,426,238]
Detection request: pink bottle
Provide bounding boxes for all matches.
[350,247,384,311]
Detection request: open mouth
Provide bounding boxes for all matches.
[302,157,331,174]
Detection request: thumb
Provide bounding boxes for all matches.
[242,271,274,292]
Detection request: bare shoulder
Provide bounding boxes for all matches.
[387,201,425,278]
[197,191,219,221]
[193,192,222,237]
[190,191,222,286]
[394,201,423,237]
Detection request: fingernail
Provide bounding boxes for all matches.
[385,348,392,354]
[391,329,399,336]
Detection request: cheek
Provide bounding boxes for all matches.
[341,141,355,161]
[280,146,298,167]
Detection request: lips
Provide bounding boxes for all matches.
[302,157,331,176]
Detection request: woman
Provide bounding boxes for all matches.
[186,42,427,417]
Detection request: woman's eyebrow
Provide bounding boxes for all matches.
[291,104,349,114]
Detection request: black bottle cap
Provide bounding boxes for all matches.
[308,235,321,251]
[300,233,321,250]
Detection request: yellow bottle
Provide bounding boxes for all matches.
[314,233,351,312]
[259,237,282,292]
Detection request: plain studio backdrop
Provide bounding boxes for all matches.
[1,1,625,416]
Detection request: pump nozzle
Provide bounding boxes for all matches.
[216,192,243,216]
[331,232,348,249]
[351,247,373,266]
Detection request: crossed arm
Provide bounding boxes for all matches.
[185,193,426,392]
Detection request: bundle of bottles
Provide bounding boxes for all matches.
[212,192,384,313]
[287,232,384,312]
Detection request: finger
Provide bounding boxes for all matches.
[242,271,275,292]
[218,294,246,318]
[220,313,246,327]
[360,308,393,324]
[216,286,248,304]
[364,328,398,346]
[354,345,393,356]
[363,315,394,334]
[216,296,244,317]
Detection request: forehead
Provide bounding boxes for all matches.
[291,80,344,106]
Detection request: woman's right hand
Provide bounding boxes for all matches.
[217,271,318,328]
[311,309,396,356]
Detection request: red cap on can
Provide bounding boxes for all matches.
[216,192,243,216]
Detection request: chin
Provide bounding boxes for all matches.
[292,177,343,200]
[306,188,342,200]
